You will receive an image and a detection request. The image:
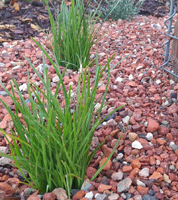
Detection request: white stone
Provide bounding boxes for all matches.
[149,142,154,146]
[0,147,8,154]
[35,82,40,86]
[108,193,119,200]
[19,83,28,92]
[112,85,117,90]
[108,107,115,113]
[160,189,164,194]
[115,77,123,83]
[52,75,59,83]
[85,191,94,200]
[95,193,99,198]
[98,82,104,87]
[67,90,76,98]
[163,174,171,184]
[0,157,12,165]
[133,195,142,200]
[156,79,161,85]
[102,105,107,112]
[0,63,5,68]
[136,179,146,187]
[136,66,143,70]
[156,160,160,165]
[122,115,130,124]
[146,132,153,141]
[90,54,95,59]
[162,100,170,107]
[2,50,7,54]
[12,65,21,70]
[10,61,24,66]
[129,74,134,81]
[103,122,107,126]
[69,82,74,86]
[170,142,175,146]
[98,52,106,58]
[3,42,8,46]
[94,103,101,113]
[170,80,175,85]
[12,41,18,45]
[121,193,126,199]
[144,121,148,127]
[38,63,50,73]
[117,178,132,193]
[151,23,161,30]
[111,172,124,181]
[105,119,117,126]
[116,153,124,161]
[139,168,149,177]
[138,73,143,77]
[161,121,169,125]
[132,140,143,149]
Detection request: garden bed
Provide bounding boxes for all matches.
[0,0,178,200]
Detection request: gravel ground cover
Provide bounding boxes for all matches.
[0,12,178,200]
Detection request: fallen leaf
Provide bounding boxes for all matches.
[21,18,32,22]
[13,3,20,11]
[10,0,17,5]
[30,24,39,31]
[38,14,48,20]
[65,1,72,6]
[0,25,16,30]
[0,38,8,43]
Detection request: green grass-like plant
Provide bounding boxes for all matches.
[46,0,102,70]
[0,52,124,196]
[90,0,145,21]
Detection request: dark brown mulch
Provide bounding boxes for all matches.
[138,0,175,17]
[0,0,52,43]
[0,0,174,44]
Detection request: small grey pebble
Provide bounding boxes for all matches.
[0,63,5,68]
[101,176,108,185]
[0,91,8,97]
[170,93,177,99]
[70,189,79,198]
[172,98,177,103]
[125,193,131,200]
[95,193,108,200]
[25,99,30,103]
[169,143,178,151]
[104,113,115,121]
[168,98,173,104]
[82,183,92,191]
[138,133,147,139]
[9,171,14,177]
[169,165,175,171]
[148,189,156,196]
[17,169,28,179]
[143,194,158,200]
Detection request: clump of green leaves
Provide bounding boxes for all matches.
[0,51,124,196]
[91,0,144,21]
[46,0,102,70]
